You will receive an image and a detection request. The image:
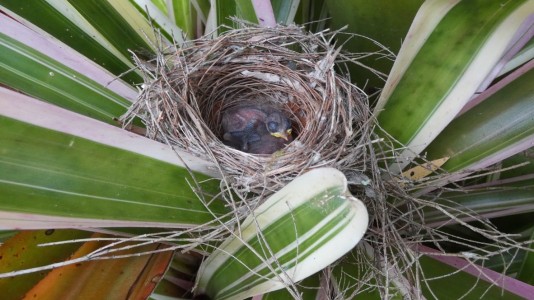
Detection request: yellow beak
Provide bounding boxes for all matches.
[271,129,292,141]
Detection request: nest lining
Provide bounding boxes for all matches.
[123,23,373,199]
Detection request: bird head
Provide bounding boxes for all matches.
[266,112,292,141]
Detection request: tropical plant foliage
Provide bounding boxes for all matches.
[0,0,533,299]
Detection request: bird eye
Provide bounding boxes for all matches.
[267,121,278,132]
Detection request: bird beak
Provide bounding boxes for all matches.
[271,129,292,141]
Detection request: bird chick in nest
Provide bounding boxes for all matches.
[221,104,293,154]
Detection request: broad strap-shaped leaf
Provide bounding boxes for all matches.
[497,150,534,184]
[0,12,137,101]
[375,0,534,173]
[414,60,534,195]
[128,0,187,43]
[195,168,368,300]
[270,0,299,26]
[0,15,133,125]
[423,186,534,227]
[169,0,195,39]
[64,0,158,57]
[207,0,260,35]
[0,88,226,229]
[325,0,423,89]
[0,1,142,84]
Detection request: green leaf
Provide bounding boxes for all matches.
[0,115,226,228]
[0,1,142,84]
[375,0,533,173]
[517,230,534,285]
[66,0,156,58]
[215,0,238,33]
[326,0,423,89]
[0,231,18,242]
[211,0,258,34]
[171,0,194,39]
[128,0,187,44]
[498,150,534,183]
[0,90,226,229]
[150,0,167,13]
[295,0,328,32]
[195,168,368,299]
[0,29,131,125]
[192,0,210,24]
[271,0,300,25]
[235,0,258,24]
[423,187,534,227]
[423,63,534,176]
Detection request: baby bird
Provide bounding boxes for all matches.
[221,104,293,154]
[246,124,292,154]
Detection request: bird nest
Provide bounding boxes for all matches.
[122,23,375,202]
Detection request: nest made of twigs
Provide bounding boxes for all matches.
[122,22,373,201]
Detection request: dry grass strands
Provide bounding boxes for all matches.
[122,23,371,202]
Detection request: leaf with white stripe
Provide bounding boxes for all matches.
[0,88,225,229]
[375,0,534,173]
[0,24,131,125]
[0,1,142,84]
[195,168,368,299]
[413,60,534,196]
